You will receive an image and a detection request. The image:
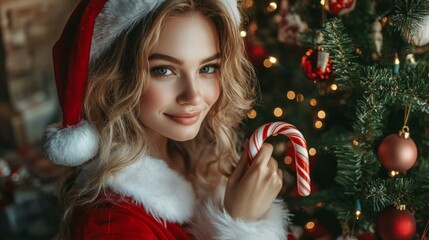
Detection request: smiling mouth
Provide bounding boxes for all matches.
[165,112,201,125]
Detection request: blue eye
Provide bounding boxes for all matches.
[200,64,219,74]
[151,66,174,76]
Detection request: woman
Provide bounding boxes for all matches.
[45,0,289,239]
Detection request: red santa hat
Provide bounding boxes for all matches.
[44,0,242,167]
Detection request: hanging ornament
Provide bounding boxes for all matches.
[377,126,417,172]
[405,15,429,47]
[376,205,416,240]
[377,106,418,172]
[301,48,333,83]
[371,19,383,59]
[326,0,356,16]
[244,39,269,69]
[277,0,308,46]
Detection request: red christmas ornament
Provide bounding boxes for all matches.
[377,127,418,172]
[327,0,356,16]
[301,48,333,83]
[245,39,268,69]
[278,5,308,46]
[356,232,377,240]
[376,205,416,240]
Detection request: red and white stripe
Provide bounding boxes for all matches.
[248,122,311,196]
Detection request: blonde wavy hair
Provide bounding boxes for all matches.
[55,1,257,239]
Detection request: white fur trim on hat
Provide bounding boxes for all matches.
[90,0,167,61]
[90,0,242,61]
[44,120,100,167]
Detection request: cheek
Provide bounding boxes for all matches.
[139,85,168,113]
[204,80,221,106]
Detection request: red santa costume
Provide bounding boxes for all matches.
[44,0,290,239]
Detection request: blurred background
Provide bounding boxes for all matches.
[1,0,76,239]
[1,0,429,239]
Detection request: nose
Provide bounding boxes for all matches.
[176,74,202,105]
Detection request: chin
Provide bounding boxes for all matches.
[169,128,200,142]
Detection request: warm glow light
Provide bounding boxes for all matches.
[309,98,318,106]
[320,0,325,5]
[263,59,273,68]
[247,109,257,119]
[305,221,315,230]
[287,91,296,100]
[394,55,400,64]
[296,94,305,102]
[356,48,362,55]
[352,140,359,146]
[273,107,283,117]
[356,210,362,219]
[284,156,293,165]
[267,2,277,12]
[240,31,247,37]
[309,148,317,156]
[243,0,254,8]
[316,202,324,207]
[331,84,338,91]
[269,56,277,64]
[317,110,326,119]
[315,120,323,129]
[389,170,399,177]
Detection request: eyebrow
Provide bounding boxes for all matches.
[148,53,221,65]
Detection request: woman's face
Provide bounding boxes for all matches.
[139,11,221,142]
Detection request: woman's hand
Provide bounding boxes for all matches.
[224,142,283,220]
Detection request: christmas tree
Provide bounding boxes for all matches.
[244,0,429,239]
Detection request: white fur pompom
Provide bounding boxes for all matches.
[43,120,100,167]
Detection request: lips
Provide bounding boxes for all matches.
[164,112,201,125]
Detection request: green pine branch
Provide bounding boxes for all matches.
[390,0,429,41]
[320,18,359,86]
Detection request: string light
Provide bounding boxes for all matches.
[247,109,257,119]
[389,170,399,177]
[287,91,296,100]
[355,199,362,220]
[269,56,277,64]
[315,120,323,129]
[267,2,277,12]
[330,84,338,91]
[273,107,283,117]
[309,98,318,106]
[284,156,293,165]
[393,53,400,74]
[263,59,273,68]
[296,94,305,102]
[309,148,317,156]
[317,110,326,119]
[243,0,254,8]
[305,221,316,230]
[240,30,247,37]
[352,140,359,146]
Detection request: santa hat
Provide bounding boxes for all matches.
[44,0,241,167]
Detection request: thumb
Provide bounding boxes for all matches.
[228,140,250,185]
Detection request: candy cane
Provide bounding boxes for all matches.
[247,122,311,196]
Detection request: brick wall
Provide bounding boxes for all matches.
[0,0,77,146]
[0,0,77,104]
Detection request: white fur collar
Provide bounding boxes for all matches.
[79,155,196,223]
[107,155,196,223]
